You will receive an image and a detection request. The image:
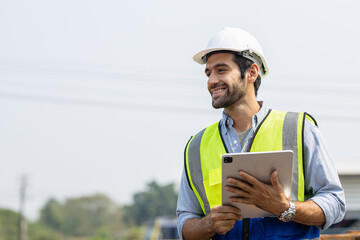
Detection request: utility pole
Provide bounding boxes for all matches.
[18,174,28,240]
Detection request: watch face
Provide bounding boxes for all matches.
[284,212,295,221]
[279,201,296,222]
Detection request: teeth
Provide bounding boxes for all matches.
[213,89,225,94]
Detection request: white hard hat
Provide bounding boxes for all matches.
[193,27,269,78]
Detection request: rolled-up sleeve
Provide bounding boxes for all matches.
[176,169,204,238]
[303,119,346,230]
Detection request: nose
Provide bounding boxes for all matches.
[207,72,219,89]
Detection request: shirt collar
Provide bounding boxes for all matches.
[221,101,269,134]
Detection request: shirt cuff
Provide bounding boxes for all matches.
[177,212,202,239]
[309,193,346,230]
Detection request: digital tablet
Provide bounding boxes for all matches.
[222,150,293,218]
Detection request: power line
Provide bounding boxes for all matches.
[1,60,360,93]
[1,79,359,105]
[0,62,202,85]
[1,71,359,96]
[1,91,359,123]
[0,92,213,115]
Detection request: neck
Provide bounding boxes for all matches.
[224,95,260,133]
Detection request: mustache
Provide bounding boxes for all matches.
[210,83,228,90]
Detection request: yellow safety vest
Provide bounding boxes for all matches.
[185,109,317,215]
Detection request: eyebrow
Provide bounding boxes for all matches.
[205,63,231,73]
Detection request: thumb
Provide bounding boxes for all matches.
[271,171,283,190]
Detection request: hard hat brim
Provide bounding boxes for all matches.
[193,47,269,78]
[193,47,239,65]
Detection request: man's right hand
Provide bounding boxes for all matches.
[182,205,242,240]
[208,205,242,235]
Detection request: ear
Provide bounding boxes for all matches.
[248,63,259,83]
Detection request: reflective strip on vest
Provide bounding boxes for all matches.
[200,123,227,214]
[185,123,226,215]
[185,110,316,215]
[185,128,208,214]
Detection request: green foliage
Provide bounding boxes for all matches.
[123,181,178,225]
[39,198,64,231]
[89,227,111,240]
[0,208,19,240]
[1,180,178,239]
[39,194,123,237]
[28,222,63,240]
[123,226,145,240]
[0,208,64,240]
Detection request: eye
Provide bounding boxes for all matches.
[218,68,226,73]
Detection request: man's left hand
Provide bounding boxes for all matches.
[225,170,289,216]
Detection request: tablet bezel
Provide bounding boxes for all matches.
[221,150,294,218]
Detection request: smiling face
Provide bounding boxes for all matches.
[205,53,249,109]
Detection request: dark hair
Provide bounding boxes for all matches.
[232,54,262,97]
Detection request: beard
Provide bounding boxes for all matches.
[211,81,247,109]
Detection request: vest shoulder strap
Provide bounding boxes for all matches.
[249,109,316,201]
[184,121,226,214]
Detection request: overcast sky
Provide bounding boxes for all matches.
[1,0,360,220]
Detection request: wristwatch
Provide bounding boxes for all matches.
[279,201,296,222]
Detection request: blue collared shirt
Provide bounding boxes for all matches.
[176,103,345,238]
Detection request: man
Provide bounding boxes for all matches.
[176,27,345,240]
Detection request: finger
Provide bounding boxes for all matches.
[238,171,262,187]
[227,178,253,192]
[270,171,283,191]
[225,185,251,198]
[213,212,242,221]
[212,205,241,215]
[214,220,237,235]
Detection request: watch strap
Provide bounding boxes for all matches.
[279,201,296,222]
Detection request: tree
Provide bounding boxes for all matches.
[123,181,178,225]
[0,208,19,240]
[39,198,63,231]
[62,194,116,235]
[28,222,63,240]
[89,227,111,240]
[39,194,123,237]
[0,207,64,240]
